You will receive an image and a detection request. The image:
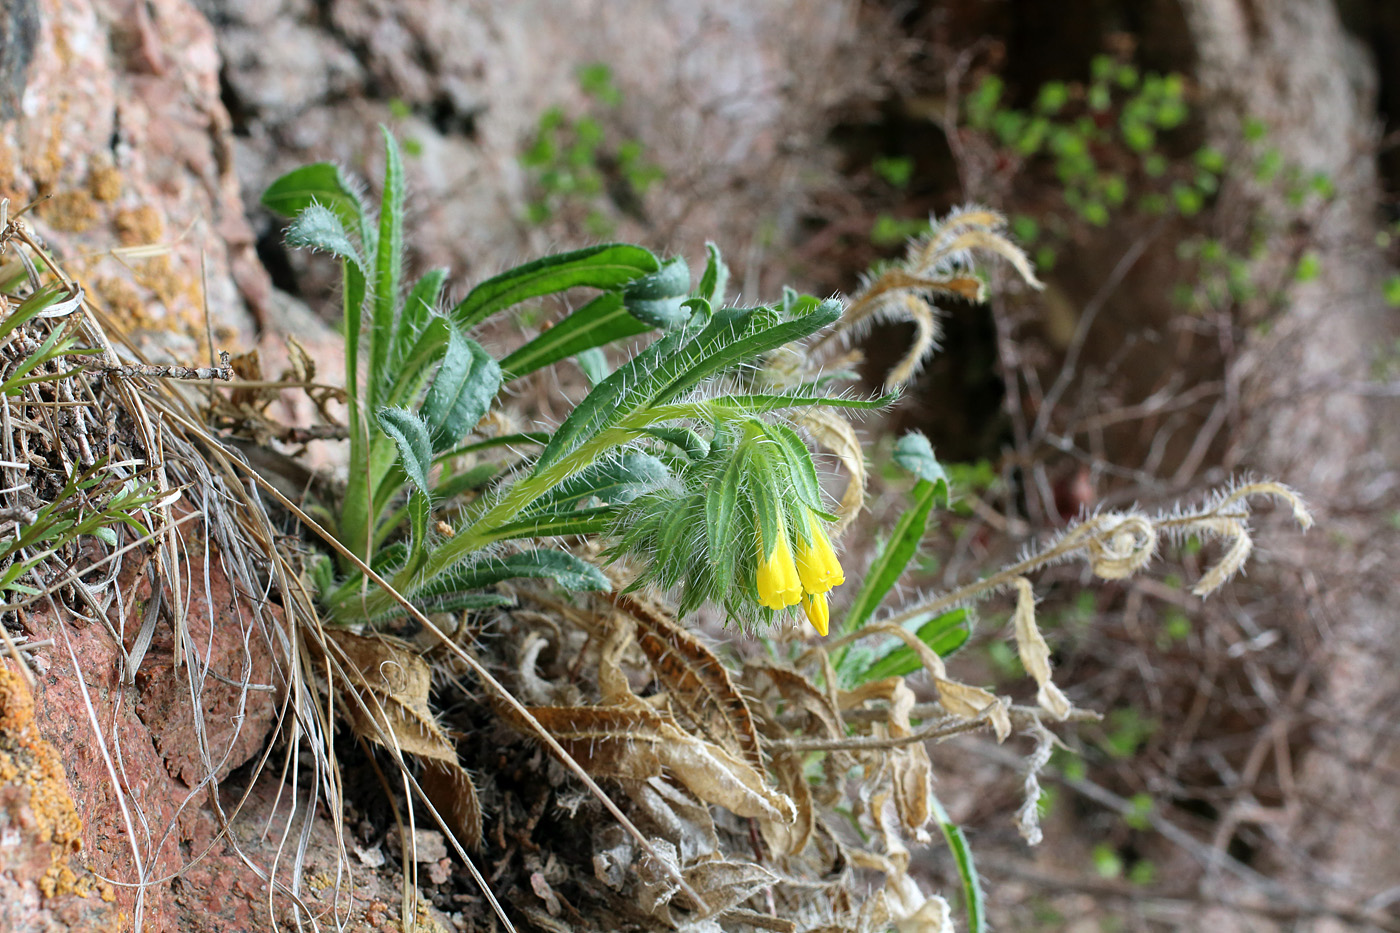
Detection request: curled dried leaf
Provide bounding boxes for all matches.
[760,751,815,857]
[508,703,796,823]
[616,594,763,771]
[1010,576,1072,721]
[325,630,483,849]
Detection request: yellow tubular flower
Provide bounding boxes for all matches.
[756,522,803,609]
[803,592,830,637]
[795,511,845,594]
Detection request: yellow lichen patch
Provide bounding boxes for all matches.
[0,665,83,854]
[114,204,165,246]
[38,190,100,233]
[87,161,123,203]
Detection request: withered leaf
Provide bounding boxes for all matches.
[760,751,814,858]
[326,630,483,850]
[510,703,796,823]
[745,661,845,746]
[841,678,930,832]
[616,594,763,771]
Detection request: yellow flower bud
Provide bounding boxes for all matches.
[802,591,830,637]
[795,511,844,594]
[756,520,802,610]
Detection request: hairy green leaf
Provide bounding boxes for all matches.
[376,407,434,498]
[422,327,502,451]
[370,127,406,409]
[411,548,610,601]
[499,291,649,380]
[480,506,616,545]
[696,242,729,307]
[530,452,669,512]
[849,609,971,684]
[894,431,950,499]
[624,256,691,328]
[285,205,364,271]
[933,794,986,933]
[451,244,659,331]
[261,162,368,244]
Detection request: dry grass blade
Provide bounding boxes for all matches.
[612,593,764,771]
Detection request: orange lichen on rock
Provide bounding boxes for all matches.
[0,664,84,855]
[87,161,123,202]
[39,190,101,233]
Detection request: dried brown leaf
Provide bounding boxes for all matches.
[840,678,929,832]
[745,661,845,745]
[512,704,796,823]
[1010,576,1071,721]
[760,751,814,857]
[616,594,763,771]
[327,629,483,849]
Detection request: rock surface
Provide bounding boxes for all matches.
[1,0,267,361]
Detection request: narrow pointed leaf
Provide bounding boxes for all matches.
[396,267,449,362]
[499,291,649,380]
[842,477,940,635]
[529,453,669,512]
[451,244,659,331]
[481,506,616,544]
[410,549,609,600]
[850,609,971,684]
[370,127,406,409]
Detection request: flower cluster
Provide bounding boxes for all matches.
[757,509,845,636]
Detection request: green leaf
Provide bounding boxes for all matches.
[639,426,709,460]
[761,421,823,512]
[499,291,650,380]
[481,506,616,544]
[261,162,368,244]
[529,452,669,512]
[376,407,434,498]
[841,477,940,635]
[411,548,610,603]
[706,452,743,576]
[536,300,841,472]
[397,267,449,362]
[749,449,786,562]
[893,432,949,496]
[653,299,842,404]
[576,347,610,385]
[932,795,986,933]
[421,326,503,451]
[450,244,659,331]
[285,205,364,271]
[851,609,972,684]
[709,391,893,415]
[697,242,729,307]
[370,127,406,409]
[624,256,691,328]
